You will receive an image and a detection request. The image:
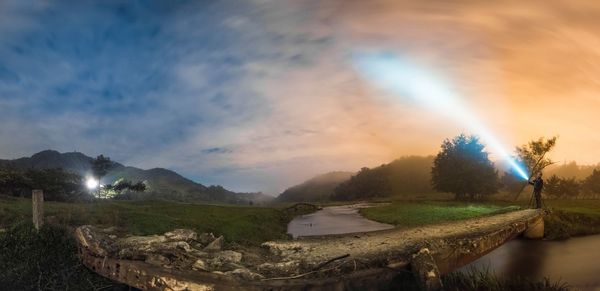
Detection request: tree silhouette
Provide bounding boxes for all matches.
[512,136,557,200]
[431,134,499,200]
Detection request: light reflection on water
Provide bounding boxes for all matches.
[461,235,600,291]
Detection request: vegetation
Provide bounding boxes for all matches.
[442,268,569,291]
[277,171,353,202]
[360,201,520,227]
[0,223,125,290]
[542,199,600,240]
[431,134,499,200]
[510,136,557,200]
[332,156,435,201]
[0,196,312,245]
[0,167,90,202]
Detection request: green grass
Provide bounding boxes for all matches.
[542,200,600,240]
[0,196,313,245]
[360,200,521,227]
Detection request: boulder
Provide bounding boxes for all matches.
[197,233,216,245]
[227,268,265,281]
[164,229,198,242]
[145,254,170,267]
[203,235,224,251]
[192,259,208,271]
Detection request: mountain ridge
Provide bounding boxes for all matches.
[0,150,271,204]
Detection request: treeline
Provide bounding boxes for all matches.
[544,169,600,199]
[332,156,435,201]
[0,167,90,202]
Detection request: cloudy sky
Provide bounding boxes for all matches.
[1,0,599,194]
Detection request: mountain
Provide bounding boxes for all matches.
[276,171,354,202]
[0,150,272,204]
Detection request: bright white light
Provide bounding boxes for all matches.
[353,52,529,181]
[86,177,99,190]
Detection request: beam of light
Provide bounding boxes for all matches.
[353,52,529,181]
[86,177,99,190]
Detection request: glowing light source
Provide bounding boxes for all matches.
[353,52,529,181]
[86,177,99,190]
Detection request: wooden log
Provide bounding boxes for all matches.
[32,190,44,230]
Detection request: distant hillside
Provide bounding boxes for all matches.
[332,156,436,201]
[0,150,272,204]
[277,171,354,202]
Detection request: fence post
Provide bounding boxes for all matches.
[32,190,44,230]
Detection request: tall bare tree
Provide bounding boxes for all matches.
[512,136,558,200]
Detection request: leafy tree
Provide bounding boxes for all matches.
[431,134,499,200]
[544,175,561,198]
[543,175,580,198]
[91,154,113,180]
[512,137,557,200]
[582,169,600,196]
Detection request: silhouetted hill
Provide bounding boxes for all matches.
[276,171,354,202]
[332,156,436,201]
[0,150,272,204]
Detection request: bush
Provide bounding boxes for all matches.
[0,222,124,290]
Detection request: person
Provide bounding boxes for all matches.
[528,173,544,209]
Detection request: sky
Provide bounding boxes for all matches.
[1,0,600,195]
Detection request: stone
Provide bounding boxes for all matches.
[411,248,443,291]
[203,235,224,251]
[192,259,208,271]
[161,241,193,252]
[257,260,300,274]
[74,225,114,257]
[164,229,198,242]
[226,268,265,281]
[198,233,216,245]
[207,250,243,269]
[523,216,544,239]
[145,254,170,267]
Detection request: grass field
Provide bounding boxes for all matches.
[360,200,521,227]
[0,196,313,245]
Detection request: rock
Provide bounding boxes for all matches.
[120,235,167,251]
[257,260,299,274]
[261,241,304,257]
[203,235,224,251]
[161,241,193,252]
[197,233,216,245]
[411,248,443,291]
[164,229,198,242]
[226,268,265,281]
[192,259,208,271]
[207,250,243,269]
[145,254,170,267]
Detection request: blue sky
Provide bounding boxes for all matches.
[1,0,599,194]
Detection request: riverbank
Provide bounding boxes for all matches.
[360,199,600,240]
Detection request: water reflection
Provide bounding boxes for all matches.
[462,235,600,290]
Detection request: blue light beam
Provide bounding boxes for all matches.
[353,52,529,181]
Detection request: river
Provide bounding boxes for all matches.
[287,204,394,238]
[288,206,600,290]
[461,234,600,290]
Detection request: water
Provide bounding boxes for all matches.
[287,204,394,238]
[461,235,600,290]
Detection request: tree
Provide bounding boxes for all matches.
[582,169,600,197]
[544,175,561,198]
[431,134,499,200]
[91,155,113,180]
[512,136,558,200]
[332,167,392,201]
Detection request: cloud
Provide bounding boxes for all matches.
[1,0,600,194]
